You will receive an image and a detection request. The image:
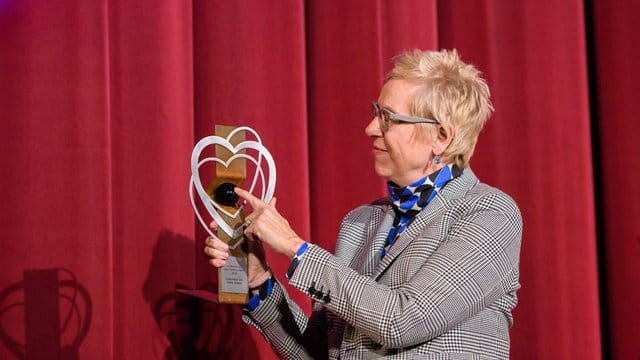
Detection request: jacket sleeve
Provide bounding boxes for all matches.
[242,277,332,359]
[286,190,522,349]
[240,202,384,359]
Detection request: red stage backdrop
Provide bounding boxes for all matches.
[0,1,638,359]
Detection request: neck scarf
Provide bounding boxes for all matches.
[381,164,462,258]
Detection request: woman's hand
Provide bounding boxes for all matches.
[235,188,306,259]
[204,220,271,289]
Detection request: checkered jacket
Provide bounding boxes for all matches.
[243,168,522,359]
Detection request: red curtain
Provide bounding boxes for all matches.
[0,1,637,358]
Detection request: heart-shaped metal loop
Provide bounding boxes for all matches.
[189,127,276,242]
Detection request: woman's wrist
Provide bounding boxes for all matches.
[287,237,306,259]
[248,267,272,292]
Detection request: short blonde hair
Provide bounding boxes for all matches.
[387,49,493,168]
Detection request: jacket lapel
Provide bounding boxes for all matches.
[353,209,394,277]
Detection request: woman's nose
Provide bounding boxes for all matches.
[365,116,381,137]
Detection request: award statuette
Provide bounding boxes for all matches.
[189,125,276,304]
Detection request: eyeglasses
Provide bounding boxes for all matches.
[371,101,440,133]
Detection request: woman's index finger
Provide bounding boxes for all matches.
[234,187,265,209]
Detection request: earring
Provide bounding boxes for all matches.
[434,155,441,165]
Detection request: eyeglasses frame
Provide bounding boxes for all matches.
[371,101,440,133]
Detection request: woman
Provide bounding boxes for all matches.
[205,49,522,359]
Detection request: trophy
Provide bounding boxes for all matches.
[188,125,276,303]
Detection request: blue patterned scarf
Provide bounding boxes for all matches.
[381,164,462,258]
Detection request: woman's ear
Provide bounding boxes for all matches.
[435,125,454,153]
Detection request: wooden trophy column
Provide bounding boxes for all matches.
[208,125,249,304]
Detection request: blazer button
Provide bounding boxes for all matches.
[308,281,316,296]
[371,343,382,350]
[323,291,331,304]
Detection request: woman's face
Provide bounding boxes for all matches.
[365,79,438,187]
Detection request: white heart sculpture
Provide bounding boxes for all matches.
[189,126,276,244]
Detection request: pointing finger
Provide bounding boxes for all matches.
[234,187,266,209]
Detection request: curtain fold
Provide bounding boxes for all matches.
[107,0,197,357]
[0,1,115,358]
[437,1,602,358]
[306,0,439,251]
[192,1,309,357]
[0,0,638,358]
[591,2,640,358]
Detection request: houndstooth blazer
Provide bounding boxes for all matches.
[243,168,522,359]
